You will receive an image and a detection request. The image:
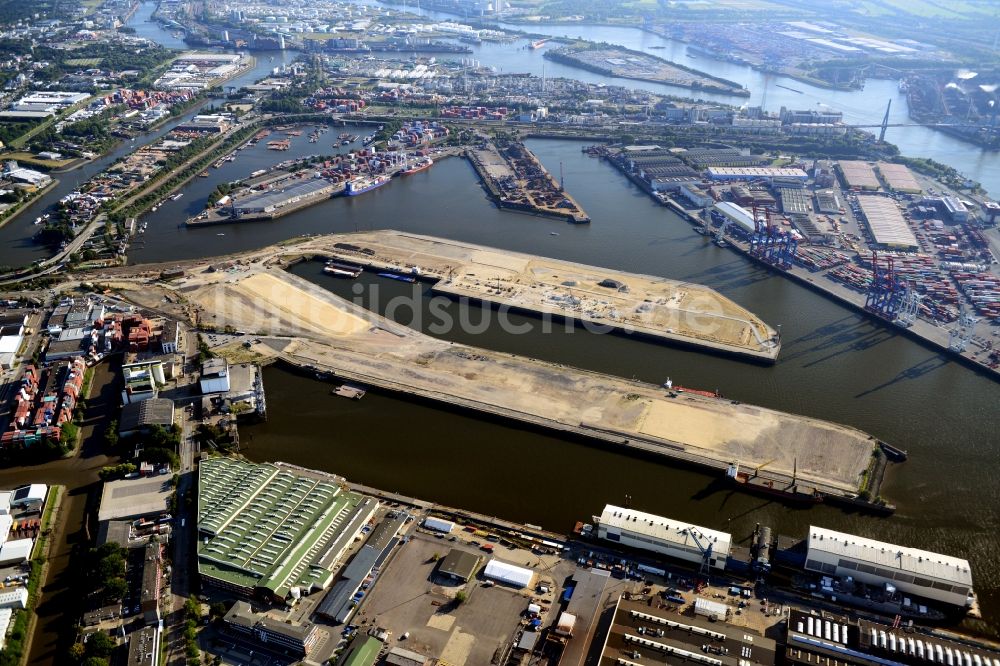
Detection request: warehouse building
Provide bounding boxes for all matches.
[779,187,813,216]
[597,504,731,570]
[711,201,756,234]
[437,549,482,583]
[119,398,175,437]
[856,195,919,250]
[232,179,337,217]
[705,167,808,183]
[815,190,842,214]
[838,161,881,191]
[197,459,377,601]
[483,559,534,588]
[315,510,408,624]
[876,162,922,194]
[596,595,776,666]
[805,526,974,609]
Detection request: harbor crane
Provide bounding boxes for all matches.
[865,251,904,320]
[949,304,978,352]
[686,526,715,579]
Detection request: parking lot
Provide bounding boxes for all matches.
[354,535,531,665]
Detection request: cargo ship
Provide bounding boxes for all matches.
[400,157,433,175]
[323,260,363,278]
[662,378,721,398]
[345,174,391,196]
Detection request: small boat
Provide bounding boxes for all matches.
[216,233,225,236]
[550,232,560,236]
[42,213,50,220]
[198,171,209,177]
[170,193,184,201]
[378,272,416,283]
[34,216,42,225]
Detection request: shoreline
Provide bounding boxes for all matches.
[544,48,750,97]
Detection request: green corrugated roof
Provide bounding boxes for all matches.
[196,458,366,596]
[341,636,382,666]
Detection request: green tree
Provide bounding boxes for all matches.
[102,577,128,603]
[454,590,468,604]
[85,631,116,657]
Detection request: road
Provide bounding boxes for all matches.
[163,336,202,665]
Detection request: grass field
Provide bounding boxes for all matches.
[0,151,75,169]
[64,57,102,67]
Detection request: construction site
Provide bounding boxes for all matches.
[93,231,887,506]
[467,140,591,224]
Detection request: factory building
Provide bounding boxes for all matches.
[223,601,320,658]
[596,504,731,570]
[121,360,165,405]
[780,106,844,125]
[197,459,377,601]
[805,526,974,609]
[856,195,920,250]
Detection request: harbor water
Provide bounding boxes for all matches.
[5,9,999,661]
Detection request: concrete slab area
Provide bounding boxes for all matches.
[108,232,879,500]
[355,536,526,666]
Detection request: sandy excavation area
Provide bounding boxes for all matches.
[183,270,375,339]
[309,231,779,359]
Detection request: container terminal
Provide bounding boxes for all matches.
[96,231,894,510]
[588,145,1000,383]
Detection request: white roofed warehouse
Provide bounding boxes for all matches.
[856,196,919,250]
[805,526,974,609]
[483,559,534,588]
[597,504,730,570]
